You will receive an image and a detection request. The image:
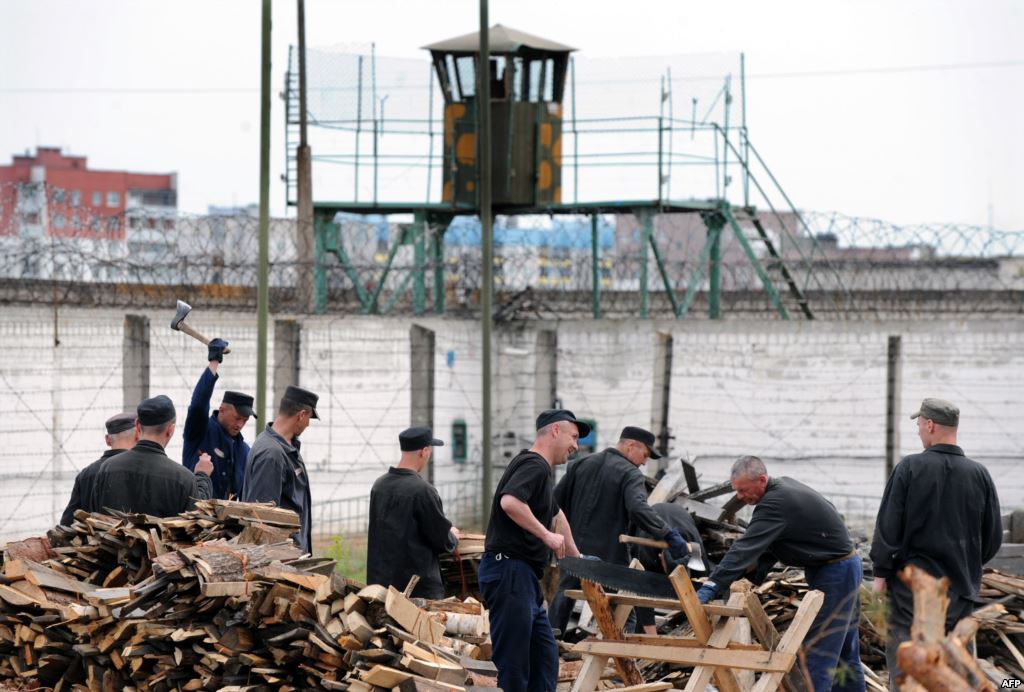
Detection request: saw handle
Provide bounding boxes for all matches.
[176,321,232,354]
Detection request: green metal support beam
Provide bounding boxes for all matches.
[648,232,681,316]
[706,211,724,319]
[722,206,790,319]
[638,208,652,318]
[412,212,426,316]
[678,222,720,319]
[432,220,446,314]
[318,217,371,312]
[314,215,328,314]
[365,226,406,314]
[590,214,601,319]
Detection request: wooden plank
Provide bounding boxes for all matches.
[579,580,644,686]
[563,589,745,617]
[683,591,747,692]
[622,634,762,651]
[572,640,796,673]
[385,586,446,645]
[668,566,742,692]
[571,583,636,692]
[749,590,824,692]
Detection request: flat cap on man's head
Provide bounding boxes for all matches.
[910,397,959,427]
[536,409,592,438]
[620,425,662,459]
[105,413,137,435]
[137,395,176,427]
[283,385,320,419]
[399,426,444,452]
[223,391,257,419]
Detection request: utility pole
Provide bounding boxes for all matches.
[256,0,272,432]
[479,0,494,527]
[296,0,316,313]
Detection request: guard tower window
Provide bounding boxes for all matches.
[488,57,508,100]
[455,55,476,100]
[452,419,468,464]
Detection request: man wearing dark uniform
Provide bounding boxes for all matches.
[60,412,139,525]
[242,386,320,553]
[548,426,692,633]
[697,456,865,692]
[480,409,587,692]
[182,337,254,499]
[366,427,460,598]
[91,396,214,516]
[630,502,710,634]
[870,398,1002,688]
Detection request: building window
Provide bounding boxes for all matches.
[70,190,81,207]
[92,191,102,206]
[71,213,80,228]
[107,216,120,231]
[53,213,66,230]
[22,212,41,225]
[90,217,102,232]
[52,188,66,204]
[107,191,120,208]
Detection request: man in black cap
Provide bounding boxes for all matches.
[696,456,865,692]
[242,385,320,553]
[182,337,254,499]
[366,427,460,598]
[59,412,139,525]
[548,425,694,634]
[871,398,1001,688]
[480,409,587,692]
[91,396,214,516]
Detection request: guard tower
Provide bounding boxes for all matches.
[424,25,573,209]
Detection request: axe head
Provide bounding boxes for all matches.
[687,543,706,573]
[171,300,192,330]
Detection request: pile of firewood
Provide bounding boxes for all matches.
[0,501,498,691]
[439,533,485,601]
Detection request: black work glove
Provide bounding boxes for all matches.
[208,338,229,363]
[665,528,690,560]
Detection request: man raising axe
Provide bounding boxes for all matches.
[182,335,255,499]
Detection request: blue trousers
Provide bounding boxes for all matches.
[803,555,866,692]
[478,553,559,692]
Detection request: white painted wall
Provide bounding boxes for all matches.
[0,306,1020,542]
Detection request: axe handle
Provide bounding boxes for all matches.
[176,321,232,354]
[618,534,698,553]
[619,534,668,549]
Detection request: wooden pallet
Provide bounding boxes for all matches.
[568,565,823,691]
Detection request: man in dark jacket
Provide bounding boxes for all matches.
[242,385,320,553]
[366,427,460,598]
[182,338,254,499]
[630,502,709,633]
[548,426,691,633]
[697,457,864,692]
[91,396,214,516]
[60,412,139,525]
[870,398,1002,688]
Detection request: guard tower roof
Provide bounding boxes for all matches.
[422,23,576,54]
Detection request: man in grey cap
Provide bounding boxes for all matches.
[548,425,693,634]
[870,398,1002,687]
[59,412,140,525]
[91,396,214,516]
[242,385,320,553]
[366,427,460,598]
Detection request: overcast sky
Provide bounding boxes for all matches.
[1,0,1021,229]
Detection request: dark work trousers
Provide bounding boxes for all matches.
[802,554,866,692]
[478,553,559,692]
[884,575,975,690]
[550,571,637,636]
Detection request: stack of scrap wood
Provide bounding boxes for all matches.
[0,505,499,691]
[438,532,485,600]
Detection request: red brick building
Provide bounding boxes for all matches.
[0,147,177,239]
